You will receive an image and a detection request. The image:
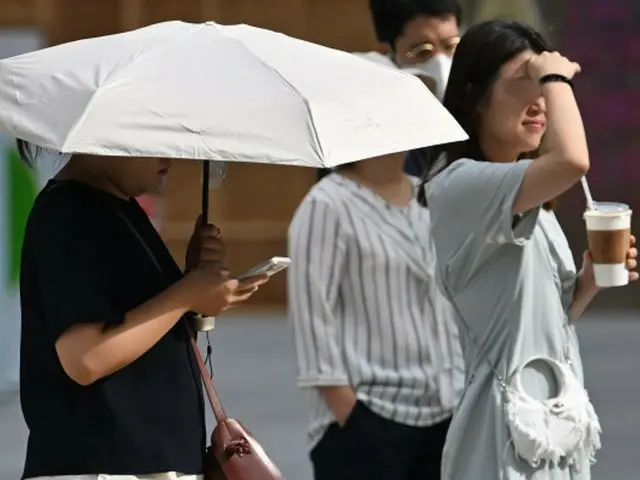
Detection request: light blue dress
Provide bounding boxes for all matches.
[425,159,593,479]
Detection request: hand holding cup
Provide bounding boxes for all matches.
[584,203,635,287]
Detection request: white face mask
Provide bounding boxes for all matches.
[403,54,453,101]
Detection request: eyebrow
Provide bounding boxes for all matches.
[408,35,460,51]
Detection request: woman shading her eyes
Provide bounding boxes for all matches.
[419,20,637,479]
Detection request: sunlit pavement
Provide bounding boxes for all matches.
[1,313,638,479]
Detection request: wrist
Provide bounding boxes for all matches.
[167,277,198,313]
[577,268,600,296]
[541,80,574,94]
[539,73,574,89]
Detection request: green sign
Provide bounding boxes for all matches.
[4,143,38,291]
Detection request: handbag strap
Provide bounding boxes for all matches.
[115,210,228,424]
[441,279,508,390]
[442,217,573,392]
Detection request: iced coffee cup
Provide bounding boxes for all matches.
[584,202,632,288]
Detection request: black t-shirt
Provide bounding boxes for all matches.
[20,180,206,478]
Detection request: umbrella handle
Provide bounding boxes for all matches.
[196,160,216,331]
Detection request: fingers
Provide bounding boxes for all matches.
[222,278,239,291]
[199,236,224,257]
[573,62,581,75]
[198,223,221,238]
[234,287,259,301]
[195,225,224,264]
[627,243,638,281]
[198,260,225,276]
[228,275,270,304]
[235,276,269,297]
[200,236,223,250]
[626,246,637,270]
[237,274,270,291]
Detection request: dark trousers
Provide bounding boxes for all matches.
[311,401,451,480]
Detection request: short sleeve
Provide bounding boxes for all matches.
[425,159,540,286]
[28,192,124,341]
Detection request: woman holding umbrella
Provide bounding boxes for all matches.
[17,144,268,480]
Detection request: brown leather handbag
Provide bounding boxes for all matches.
[189,335,285,480]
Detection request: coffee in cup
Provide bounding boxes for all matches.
[584,202,632,288]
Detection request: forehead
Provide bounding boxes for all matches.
[500,50,537,78]
[400,14,459,46]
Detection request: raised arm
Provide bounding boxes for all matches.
[513,52,588,214]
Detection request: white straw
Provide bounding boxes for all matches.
[581,176,596,211]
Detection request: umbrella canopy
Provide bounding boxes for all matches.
[0,21,466,169]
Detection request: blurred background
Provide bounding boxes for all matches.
[0,0,638,479]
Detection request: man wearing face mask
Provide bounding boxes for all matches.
[369,0,461,100]
[316,0,462,181]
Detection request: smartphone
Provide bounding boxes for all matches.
[236,256,291,280]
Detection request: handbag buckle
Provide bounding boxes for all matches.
[224,438,251,459]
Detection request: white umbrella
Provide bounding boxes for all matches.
[0,21,466,169]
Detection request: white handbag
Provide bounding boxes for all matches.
[503,355,601,468]
[441,281,602,470]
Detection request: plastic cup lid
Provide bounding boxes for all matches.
[586,202,631,216]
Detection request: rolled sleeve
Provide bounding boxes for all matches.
[287,197,349,388]
[493,160,540,245]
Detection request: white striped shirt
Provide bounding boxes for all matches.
[287,173,465,447]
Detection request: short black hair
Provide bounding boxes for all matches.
[369,0,462,46]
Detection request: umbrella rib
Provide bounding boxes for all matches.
[62,23,208,153]
[223,36,325,164]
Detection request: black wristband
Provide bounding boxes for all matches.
[539,74,574,89]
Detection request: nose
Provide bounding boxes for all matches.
[525,96,546,118]
[532,95,546,113]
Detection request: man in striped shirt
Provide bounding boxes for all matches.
[288,152,464,479]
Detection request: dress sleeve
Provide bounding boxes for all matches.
[426,159,541,290]
[287,197,349,387]
[30,193,124,342]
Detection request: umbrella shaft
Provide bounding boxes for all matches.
[201,161,209,225]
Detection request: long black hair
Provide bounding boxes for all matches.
[417,20,550,206]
